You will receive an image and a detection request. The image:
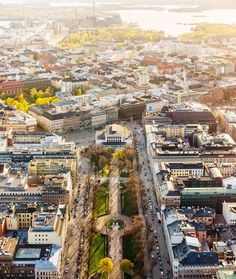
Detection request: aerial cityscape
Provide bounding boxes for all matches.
[1,0,236,279]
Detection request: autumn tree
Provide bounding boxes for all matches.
[99,257,113,274]
[120,259,134,274]
[30,88,38,101]
[76,87,83,96]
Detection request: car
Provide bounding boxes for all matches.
[65,268,69,273]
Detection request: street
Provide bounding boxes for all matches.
[62,156,94,279]
[127,122,172,279]
[61,122,172,279]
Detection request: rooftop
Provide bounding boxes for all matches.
[35,259,58,271]
[14,244,52,261]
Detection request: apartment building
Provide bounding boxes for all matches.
[35,261,60,279]
[0,238,61,279]
[162,207,223,279]
[61,77,88,93]
[28,204,67,247]
[28,158,76,181]
[29,105,118,133]
[0,81,24,95]
[0,109,37,133]
[160,162,204,178]
[6,204,37,230]
[23,78,51,91]
[223,202,236,226]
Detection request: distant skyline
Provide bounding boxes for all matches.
[1,0,236,10]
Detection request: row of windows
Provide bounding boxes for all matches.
[19,218,32,221]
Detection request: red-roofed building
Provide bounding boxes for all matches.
[0,81,24,95]
[142,55,161,66]
[157,63,183,75]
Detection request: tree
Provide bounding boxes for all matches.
[132,215,145,232]
[35,97,50,106]
[76,87,83,96]
[5,97,15,106]
[30,88,38,101]
[44,87,52,97]
[120,259,134,273]
[113,149,126,161]
[98,155,108,170]
[99,257,113,274]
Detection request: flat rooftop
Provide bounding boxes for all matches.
[15,248,41,259]
[0,173,27,191]
[14,244,52,261]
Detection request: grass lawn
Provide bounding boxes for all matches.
[89,233,108,277]
[93,185,109,218]
[121,191,138,216]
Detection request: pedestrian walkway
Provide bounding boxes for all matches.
[94,168,133,279]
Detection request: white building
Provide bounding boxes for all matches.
[35,260,60,279]
[162,162,204,178]
[95,124,133,148]
[137,70,150,87]
[61,78,87,94]
[28,204,67,247]
[223,202,236,226]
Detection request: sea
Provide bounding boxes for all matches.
[1,3,236,36]
[116,8,236,36]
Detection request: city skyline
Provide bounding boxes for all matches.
[1,1,236,279]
